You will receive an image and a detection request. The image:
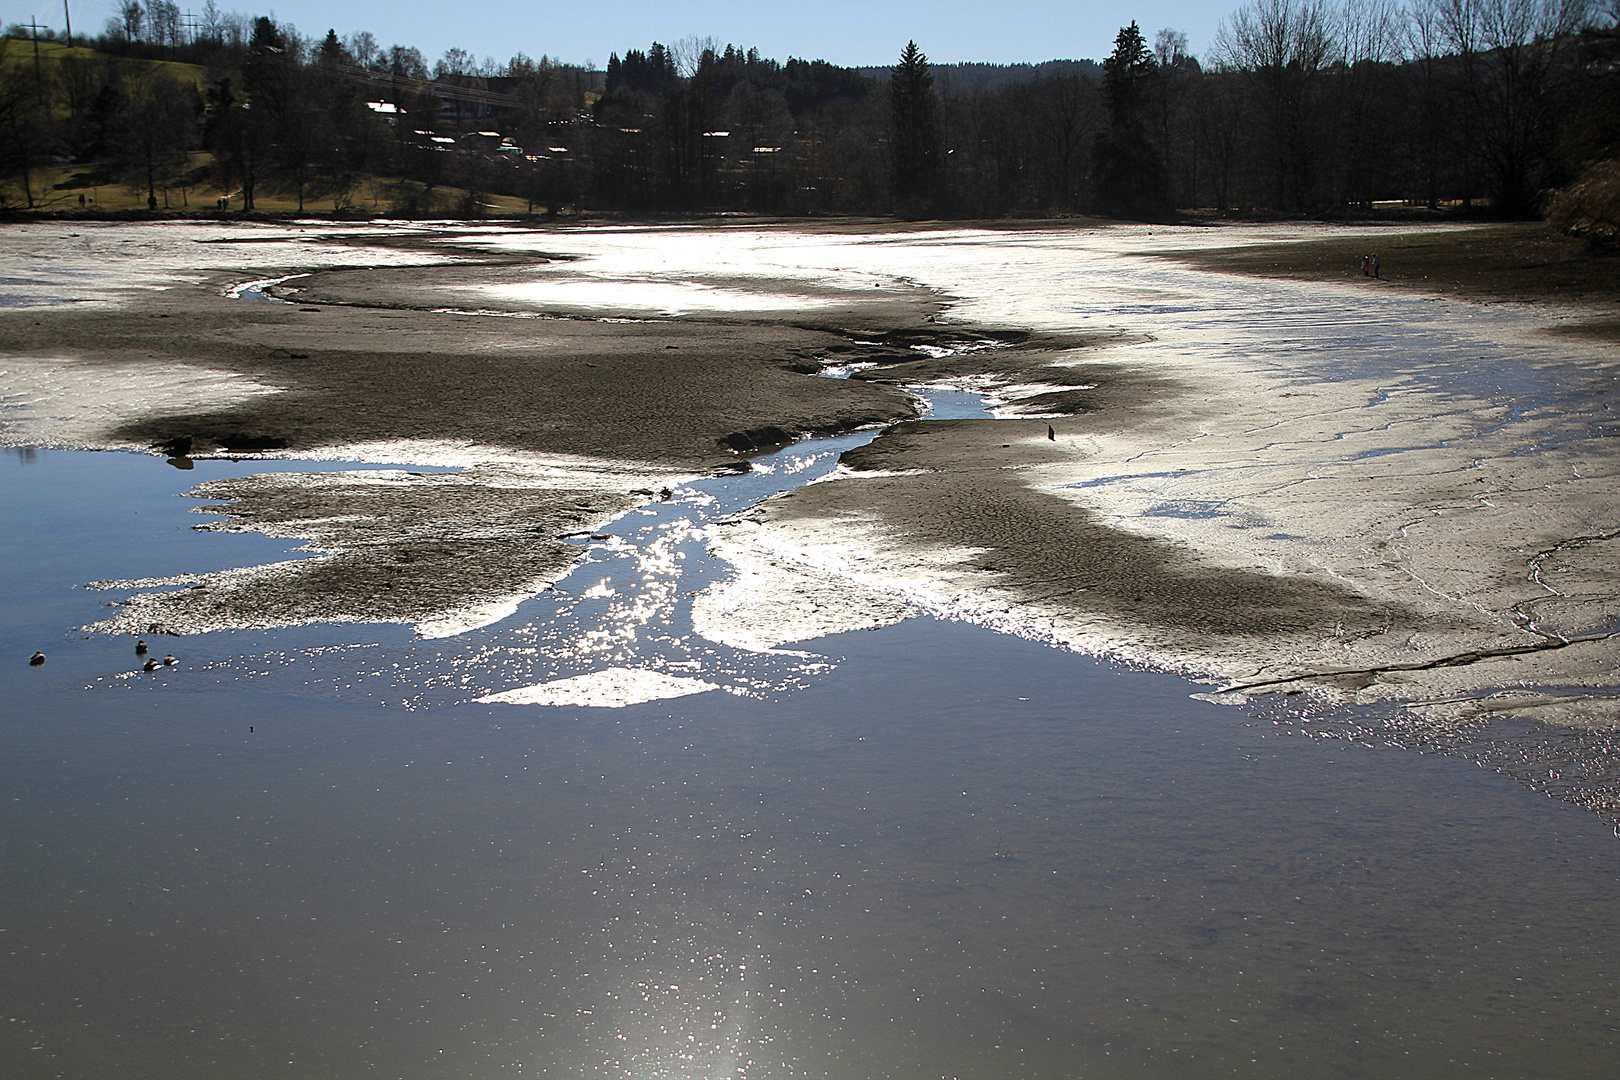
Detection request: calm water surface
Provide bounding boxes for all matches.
[2,445,1618,1079]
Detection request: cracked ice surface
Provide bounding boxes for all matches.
[470,225,1620,725]
[476,667,721,708]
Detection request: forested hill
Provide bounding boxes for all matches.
[2,1,1617,232]
[857,60,1103,90]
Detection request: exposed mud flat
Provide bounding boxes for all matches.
[1165,221,1620,324]
[734,405,1620,714]
[85,466,650,639]
[5,219,1620,740]
[0,221,935,637]
[629,224,1620,733]
[732,332,1620,708]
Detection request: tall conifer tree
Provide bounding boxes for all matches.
[1093,22,1169,217]
[890,40,940,217]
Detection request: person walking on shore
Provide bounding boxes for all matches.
[1361,254,1371,276]
[1371,253,1381,279]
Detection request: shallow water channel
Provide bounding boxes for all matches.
[5,376,1620,1078]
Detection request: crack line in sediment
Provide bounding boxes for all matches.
[1221,628,1620,695]
[1510,529,1620,640]
[1525,530,1620,596]
[1386,516,1507,622]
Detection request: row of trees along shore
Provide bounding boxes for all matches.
[1,0,1618,233]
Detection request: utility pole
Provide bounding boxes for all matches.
[28,20,44,103]
[63,1,73,48]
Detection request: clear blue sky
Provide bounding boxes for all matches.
[24,0,1232,68]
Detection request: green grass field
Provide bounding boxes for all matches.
[0,37,209,90]
[3,39,537,217]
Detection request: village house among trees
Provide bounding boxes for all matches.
[0,0,1616,237]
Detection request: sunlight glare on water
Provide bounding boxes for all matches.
[3,444,1620,1079]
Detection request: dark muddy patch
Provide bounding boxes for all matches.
[86,470,639,636]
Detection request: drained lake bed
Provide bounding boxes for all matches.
[4,219,1620,1077]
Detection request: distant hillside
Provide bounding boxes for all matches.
[857,59,1101,92]
[0,37,209,88]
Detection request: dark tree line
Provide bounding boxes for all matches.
[928,0,1618,220]
[3,0,1617,222]
[0,1,593,213]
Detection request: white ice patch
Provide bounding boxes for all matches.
[224,274,306,300]
[0,355,283,450]
[472,278,837,316]
[986,383,1095,417]
[0,220,460,308]
[817,362,880,379]
[694,534,917,651]
[476,667,721,707]
[415,596,528,640]
[807,464,929,481]
[203,438,697,488]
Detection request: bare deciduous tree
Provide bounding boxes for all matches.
[118,69,197,209]
[670,36,722,79]
[435,48,474,79]
[345,31,379,70]
[1471,0,1594,213]
[1216,0,1340,209]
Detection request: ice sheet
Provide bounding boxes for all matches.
[692,530,917,652]
[0,355,283,450]
[476,666,720,707]
[473,278,838,315]
[0,221,458,307]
